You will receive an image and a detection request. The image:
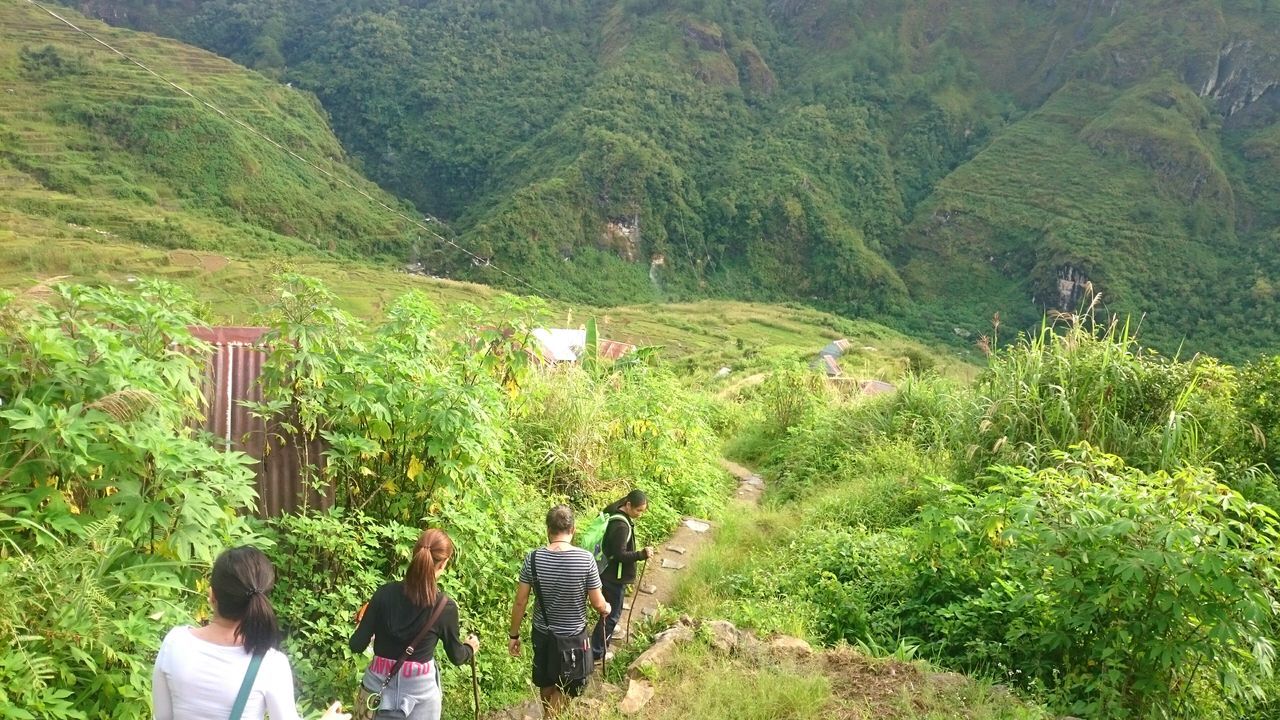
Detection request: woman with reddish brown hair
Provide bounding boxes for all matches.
[350,529,478,720]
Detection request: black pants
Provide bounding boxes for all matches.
[591,579,626,660]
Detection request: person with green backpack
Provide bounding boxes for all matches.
[585,490,653,663]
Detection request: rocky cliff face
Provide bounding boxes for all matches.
[1199,38,1280,128]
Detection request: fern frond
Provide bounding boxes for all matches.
[87,389,161,424]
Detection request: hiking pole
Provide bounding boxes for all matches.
[469,658,479,720]
[625,558,648,645]
[468,633,480,720]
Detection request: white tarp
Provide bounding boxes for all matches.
[532,327,586,363]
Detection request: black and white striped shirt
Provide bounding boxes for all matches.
[519,546,601,636]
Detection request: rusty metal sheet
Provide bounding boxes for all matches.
[189,326,331,516]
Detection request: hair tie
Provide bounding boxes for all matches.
[246,585,262,597]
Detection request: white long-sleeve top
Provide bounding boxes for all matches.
[152,626,302,720]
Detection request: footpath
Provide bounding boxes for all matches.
[490,460,765,720]
[490,461,1043,719]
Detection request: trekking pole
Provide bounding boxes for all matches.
[469,657,480,720]
[468,633,480,720]
[625,558,648,645]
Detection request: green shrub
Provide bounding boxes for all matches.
[755,372,963,504]
[800,440,946,530]
[264,510,418,710]
[510,360,728,540]
[909,446,1280,719]
[18,44,88,80]
[123,218,198,249]
[800,527,914,647]
[0,276,737,718]
[0,281,259,718]
[1239,355,1280,474]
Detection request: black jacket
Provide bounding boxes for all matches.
[600,514,646,584]
[349,582,474,665]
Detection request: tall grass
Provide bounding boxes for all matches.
[959,313,1246,481]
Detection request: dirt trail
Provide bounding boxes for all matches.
[615,459,763,638]
[490,460,764,720]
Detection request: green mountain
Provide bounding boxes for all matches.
[47,1,1280,357]
[0,0,418,268]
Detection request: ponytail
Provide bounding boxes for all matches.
[210,546,280,656]
[404,528,454,608]
[238,592,279,657]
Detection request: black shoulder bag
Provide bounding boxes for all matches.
[360,596,449,715]
[530,550,593,683]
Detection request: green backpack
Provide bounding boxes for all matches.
[577,511,630,573]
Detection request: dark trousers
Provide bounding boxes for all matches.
[591,579,626,660]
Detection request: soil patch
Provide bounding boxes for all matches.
[822,647,923,718]
[167,250,228,272]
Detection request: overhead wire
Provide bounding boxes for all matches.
[24,0,548,299]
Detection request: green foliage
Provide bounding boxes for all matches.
[70,0,1280,358]
[18,44,89,80]
[959,314,1251,480]
[0,275,737,717]
[1240,355,1280,472]
[0,1,416,271]
[243,276,729,711]
[0,280,260,718]
[724,364,831,465]
[0,281,257,561]
[14,0,1280,357]
[0,519,190,720]
[250,275,527,522]
[715,313,1280,718]
[911,447,1279,719]
[510,361,729,539]
[263,509,419,709]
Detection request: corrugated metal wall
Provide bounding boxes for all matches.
[191,327,332,517]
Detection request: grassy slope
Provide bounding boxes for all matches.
[897,78,1245,351]
[0,219,973,380]
[573,637,1046,720]
[75,0,1280,359]
[646,478,1045,720]
[33,0,1280,358]
[889,1,1280,359]
[0,0,414,261]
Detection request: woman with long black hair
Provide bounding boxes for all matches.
[590,489,652,662]
[350,528,478,720]
[152,546,349,720]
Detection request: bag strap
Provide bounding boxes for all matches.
[529,550,550,630]
[379,596,449,693]
[610,513,632,540]
[228,652,264,720]
[605,514,632,581]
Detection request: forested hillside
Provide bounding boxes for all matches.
[51,0,1280,357]
[0,0,418,266]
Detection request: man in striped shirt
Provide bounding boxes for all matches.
[508,505,611,718]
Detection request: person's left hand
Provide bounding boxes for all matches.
[508,636,522,657]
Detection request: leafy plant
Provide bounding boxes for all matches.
[0,280,258,560]
[911,446,1280,719]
